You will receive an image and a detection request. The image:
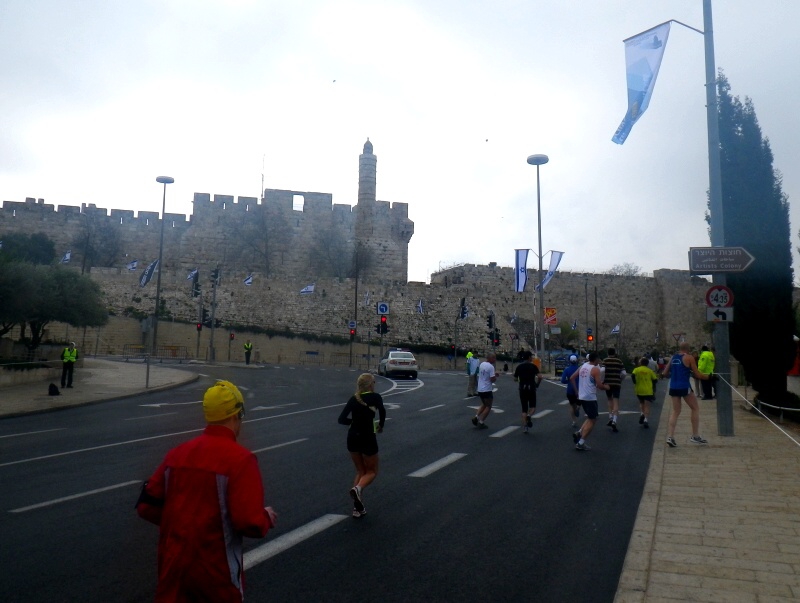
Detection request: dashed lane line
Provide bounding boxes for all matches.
[408,453,467,478]
[490,426,519,438]
[420,404,445,412]
[244,514,348,569]
[9,480,141,513]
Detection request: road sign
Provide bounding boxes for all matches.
[705,285,734,308]
[586,327,592,334]
[377,302,389,315]
[544,307,557,325]
[688,247,755,273]
[348,320,357,329]
[707,307,734,322]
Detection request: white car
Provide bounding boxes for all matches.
[379,350,418,379]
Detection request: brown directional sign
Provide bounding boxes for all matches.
[688,247,755,274]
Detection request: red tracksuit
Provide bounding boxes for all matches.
[137,425,274,602]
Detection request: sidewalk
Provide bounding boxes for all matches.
[0,358,198,418]
[614,391,800,602]
[2,362,799,600]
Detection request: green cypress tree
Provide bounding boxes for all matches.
[715,73,795,404]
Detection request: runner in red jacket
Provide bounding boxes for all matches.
[137,380,277,602]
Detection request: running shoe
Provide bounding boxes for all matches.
[572,430,581,443]
[689,435,708,444]
[352,508,363,518]
[643,420,649,429]
[611,421,618,433]
[471,416,478,426]
[350,486,365,513]
[526,416,533,428]
[639,414,645,424]
[607,418,614,427]
[575,442,590,451]
[666,436,677,448]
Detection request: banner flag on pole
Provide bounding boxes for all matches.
[611,21,671,145]
[416,299,424,314]
[243,274,253,286]
[126,259,138,271]
[186,268,198,280]
[572,319,578,331]
[515,249,529,292]
[300,283,315,295]
[611,323,621,334]
[364,291,370,306]
[140,259,159,287]
[535,251,564,292]
[61,250,71,264]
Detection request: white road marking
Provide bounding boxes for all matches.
[420,404,445,411]
[533,410,553,419]
[0,428,65,439]
[251,439,308,454]
[244,514,348,569]
[490,426,519,438]
[125,413,178,420]
[140,400,202,408]
[467,405,505,413]
[250,403,299,411]
[408,453,467,478]
[9,480,141,513]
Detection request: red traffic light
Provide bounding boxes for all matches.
[349,328,356,336]
[196,323,202,332]
[587,334,594,342]
[229,332,235,340]
[380,315,387,324]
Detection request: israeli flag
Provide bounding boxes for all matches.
[535,251,564,292]
[612,22,671,145]
[611,323,621,335]
[244,274,253,286]
[140,259,159,287]
[126,259,138,271]
[186,268,198,280]
[572,319,578,331]
[416,299,424,314]
[364,291,370,306]
[300,283,315,295]
[61,250,71,264]
[515,249,529,292]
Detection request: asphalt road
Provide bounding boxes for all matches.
[0,365,659,603]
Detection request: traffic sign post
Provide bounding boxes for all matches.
[705,285,734,308]
[376,302,389,315]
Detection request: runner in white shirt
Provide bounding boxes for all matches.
[471,353,497,429]
[569,352,610,451]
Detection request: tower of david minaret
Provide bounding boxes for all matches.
[355,139,414,283]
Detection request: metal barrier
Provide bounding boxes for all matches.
[156,345,189,363]
[299,351,324,365]
[123,344,147,362]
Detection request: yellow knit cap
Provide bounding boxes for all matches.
[203,380,245,422]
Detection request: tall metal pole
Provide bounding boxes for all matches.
[527,154,549,361]
[147,175,173,388]
[703,0,733,435]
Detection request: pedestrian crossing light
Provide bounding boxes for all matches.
[379,315,388,334]
[587,334,594,342]
[196,322,202,332]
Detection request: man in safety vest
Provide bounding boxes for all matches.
[243,339,253,365]
[61,342,78,388]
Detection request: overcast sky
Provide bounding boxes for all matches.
[2,0,797,284]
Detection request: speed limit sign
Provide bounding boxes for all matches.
[705,285,734,308]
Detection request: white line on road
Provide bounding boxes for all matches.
[9,480,141,513]
[251,439,308,454]
[419,404,445,412]
[408,453,467,478]
[125,413,178,420]
[0,428,66,439]
[244,514,348,569]
[490,426,519,438]
[533,410,553,419]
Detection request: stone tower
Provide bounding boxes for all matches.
[354,139,414,283]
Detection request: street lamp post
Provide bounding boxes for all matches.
[146,175,174,388]
[527,154,549,361]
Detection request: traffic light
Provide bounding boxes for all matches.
[486,313,495,329]
[191,271,200,297]
[196,322,202,332]
[587,334,594,343]
[350,328,356,340]
[460,305,468,319]
[229,332,235,341]
[202,307,210,327]
[379,315,389,334]
[210,268,220,286]
[493,329,500,346]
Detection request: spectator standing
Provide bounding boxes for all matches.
[471,353,497,429]
[136,380,276,602]
[602,348,625,432]
[338,373,386,518]
[631,357,659,429]
[243,339,253,365]
[661,342,712,447]
[697,345,716,399]
[560,354,581,427]
[513,350,542,433]
[60,342,78,389]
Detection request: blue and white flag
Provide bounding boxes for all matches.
[655,331,660,343]
[416,299,424,314]
[511,311,517,323]
[126,259,138,271]
[140,259,159,287]
[300,283,315,295]
[186,268,198,280]
[534,250,564,292]
[61,250,71,264]
[515,249,529,292]
[611,323,621,335]
[243,274,253,286]
[364,291,370,306]
[612,22,671,145]
[572,319,578,331]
